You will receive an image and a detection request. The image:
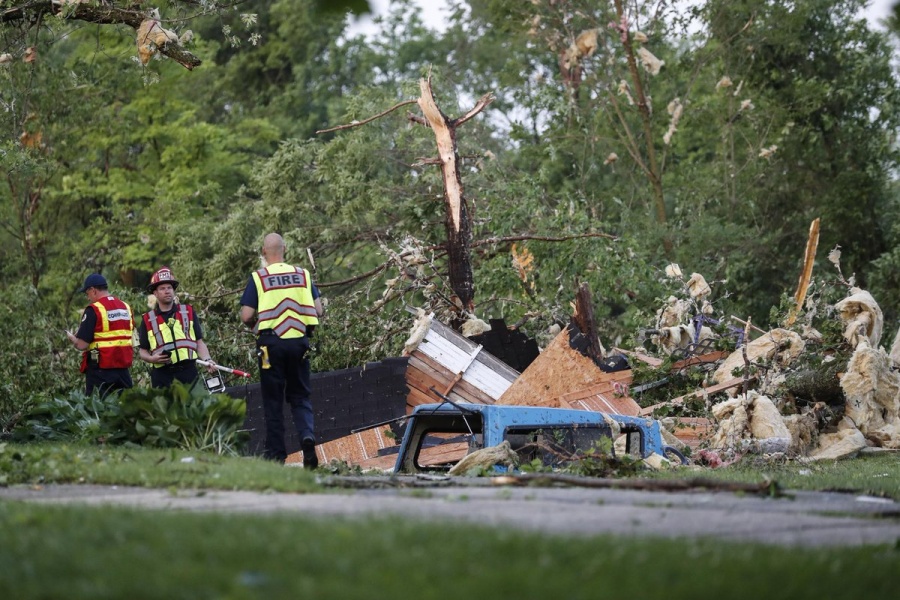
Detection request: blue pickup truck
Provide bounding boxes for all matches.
[393,402,670,474]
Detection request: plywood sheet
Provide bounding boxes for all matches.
[564,394,641,417]
[497,326,612,407]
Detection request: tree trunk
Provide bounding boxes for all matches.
[417,78,477,312]
[784,360,845,406]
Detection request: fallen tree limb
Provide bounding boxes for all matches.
[639,376,752,416]
[499,473,781,496]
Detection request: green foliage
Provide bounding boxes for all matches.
[14,383,248,455]
[1,0,899,402]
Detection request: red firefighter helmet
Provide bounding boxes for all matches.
[148,266,179,293]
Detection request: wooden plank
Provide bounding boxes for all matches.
[288,425,397,467]
[612,347,663,368]
[568,394,641,416]
[407,354,455,389]
[423,319,520,381]
[412,351,458,383]
[557,370,634,403]
[407,386,437,409]
[429,319,481,354]
[463,359,515,399]
[440,371,466,396]
[406,362,448,393]
[417,441,469,466]
[472,350,521,382]
[420,329,476,373]
[452,378,495,405]
[670,350,729,371]
[406,359,494,406]
[639,376,753,416]
[669,417,713,449]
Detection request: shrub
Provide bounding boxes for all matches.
[13,383,248,456]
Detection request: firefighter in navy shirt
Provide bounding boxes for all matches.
[240,233,323,468]
[66,273,134,398]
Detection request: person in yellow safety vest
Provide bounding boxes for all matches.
[66,273,134,398]
[240,233,324,468]
[137,266,216,389]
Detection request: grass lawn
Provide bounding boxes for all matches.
[2,442,900,597]
[0,442,322,493]
[3,442,899,499]
[0,500,898,600]
[651,452,900,498]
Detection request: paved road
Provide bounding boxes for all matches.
[2,478,899,547]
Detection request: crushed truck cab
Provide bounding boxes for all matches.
[394,402,669,474]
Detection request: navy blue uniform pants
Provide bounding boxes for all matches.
[257,334,313,462]
[84,365,132,399]
[150,361,200,390]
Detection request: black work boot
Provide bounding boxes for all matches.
[301,437,318,470]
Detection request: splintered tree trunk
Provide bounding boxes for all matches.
[417,78,475,312]
[316,78,493,316]
[572,282,606,362]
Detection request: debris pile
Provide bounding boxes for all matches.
[289,225,898,474]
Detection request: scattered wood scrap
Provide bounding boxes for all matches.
[404,315,520,410]
[640,376,752,416]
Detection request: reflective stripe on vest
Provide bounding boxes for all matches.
[143,304,198,367]
[85,296,133,370]
[252,263,319,339]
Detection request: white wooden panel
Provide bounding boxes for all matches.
[420,330,475,372]
[463,361,514,399]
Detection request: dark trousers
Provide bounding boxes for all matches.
[257,334,313,462]
[85,365,133,399]
[150,361,200,389]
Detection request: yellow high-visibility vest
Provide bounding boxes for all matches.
[143,304,199,366]
[252,263,319,338]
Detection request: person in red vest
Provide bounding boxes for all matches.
[240,233,323,468]
[66,273,134,398]
[137,266,215,389]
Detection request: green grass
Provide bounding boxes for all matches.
[0,501,898,600]
[2,442,899,597]
[3,442,900,499]
[0,442,322,493]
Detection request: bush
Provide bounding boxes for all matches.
[13,383,248,456]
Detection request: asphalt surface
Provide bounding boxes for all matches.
[2,477,899,548]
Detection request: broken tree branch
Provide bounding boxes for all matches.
[470,232,617,247]
[501,473,781,496]
[406,112,429,126]
[316,231,618,289]
[2,2,201,70]
[786,217,820,327]
[453,92,495,127]
[316,99,419,134]
[639,376,753,416]
[741,317,752,396]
